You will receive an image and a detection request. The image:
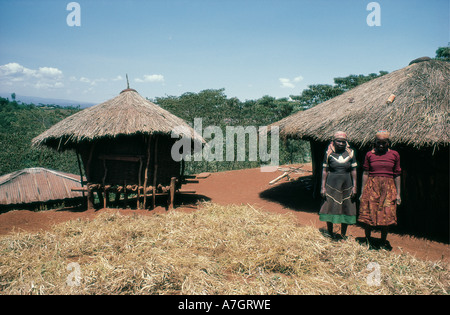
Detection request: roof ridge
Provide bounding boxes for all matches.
[0,168,81,187]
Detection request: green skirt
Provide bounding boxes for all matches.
[319,173,356,224]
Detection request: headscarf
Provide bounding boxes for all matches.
[372,130,391,153]
[375,129,390,140]
[326,131,353,158]
[333,131,348,140]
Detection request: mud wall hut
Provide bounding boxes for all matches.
[270,58,449,241]
[32,88,204,210]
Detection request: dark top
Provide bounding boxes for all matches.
[323,150,357,174]
[363,149,401,178]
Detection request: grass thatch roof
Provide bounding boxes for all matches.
[270,59,449,149]
[32,89,204,151]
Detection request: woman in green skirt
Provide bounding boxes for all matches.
[319,131,358,239]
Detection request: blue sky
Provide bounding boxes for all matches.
[0,0,448,104]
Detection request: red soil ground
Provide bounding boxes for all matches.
[1,163,448,264]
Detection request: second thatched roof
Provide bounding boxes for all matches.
[32,88,205,151]
[270,59,449,149]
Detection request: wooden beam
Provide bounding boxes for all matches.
[86,143,95,210]
[87,184,95,210]
[152,136,159,209]
[102,159,108,209]
[75,150,85,198]
[143,135,152,209]
[98,155,143,162]
[168,177,176,210]
[124,181,128,209]
[137,157,143,209]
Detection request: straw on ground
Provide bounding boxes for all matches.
[1,203,448,294]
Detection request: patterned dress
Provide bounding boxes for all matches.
[358,149,401,227]
[319,150,357,224]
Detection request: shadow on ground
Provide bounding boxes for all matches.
[260,175,449,244]
[259,175,320,213]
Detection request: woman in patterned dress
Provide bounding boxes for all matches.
[319,131,358,239]
[358,130,401,249]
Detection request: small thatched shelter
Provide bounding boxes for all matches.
[0,168,84,209]
[33,88,204,210]
[270,58,449,241]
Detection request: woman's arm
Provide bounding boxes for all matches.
[393,152,402,205]
[321,168,328,198]
[360,171,369,198]
[394,175,401,205]
[351,168,357,198]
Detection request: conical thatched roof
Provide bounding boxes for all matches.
[270,59,449,149]
[32,89,204,151]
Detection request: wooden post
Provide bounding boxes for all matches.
[143,135,152,209]
[181,159,185,179]
[102,159,108,209]
[97,188,104,208]
[137,157,143,209]
[87,184,95,210]
[168,177,176,210]
[76,150,85,198]
[124,181,128,209]
[86,144,95,210]
[152,136,159,209]
[115,191,121,205]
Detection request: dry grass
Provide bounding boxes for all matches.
[0,203,448,295]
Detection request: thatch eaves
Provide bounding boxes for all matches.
[270,59,449,149]
[32,89,205,151]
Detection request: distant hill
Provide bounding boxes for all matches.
[0,93,96,108]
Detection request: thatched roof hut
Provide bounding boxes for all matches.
[273,59,449,149]
[32,88,204,150]
[0,168,84,208]
[33,88,204,210]
[270,58,449,241]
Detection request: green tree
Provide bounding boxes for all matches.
[0,97,80,176]
[435,46,450,61]
[290,71,388,111]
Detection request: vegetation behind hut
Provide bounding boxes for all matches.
[1,71,392,177]
[0,98,80,176]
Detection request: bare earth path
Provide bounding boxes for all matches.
[1,163,448,263]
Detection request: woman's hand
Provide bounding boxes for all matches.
[396,194,401,205]
[320,187,326,199]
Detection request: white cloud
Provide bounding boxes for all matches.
[279,78,295,89]
[34,81,65,89]
[134,74,165,83]
[279,75,304,89]
[0,62,64,90]
[37,67,63,78]
[112,75,123,81]
[78,76,107,86]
